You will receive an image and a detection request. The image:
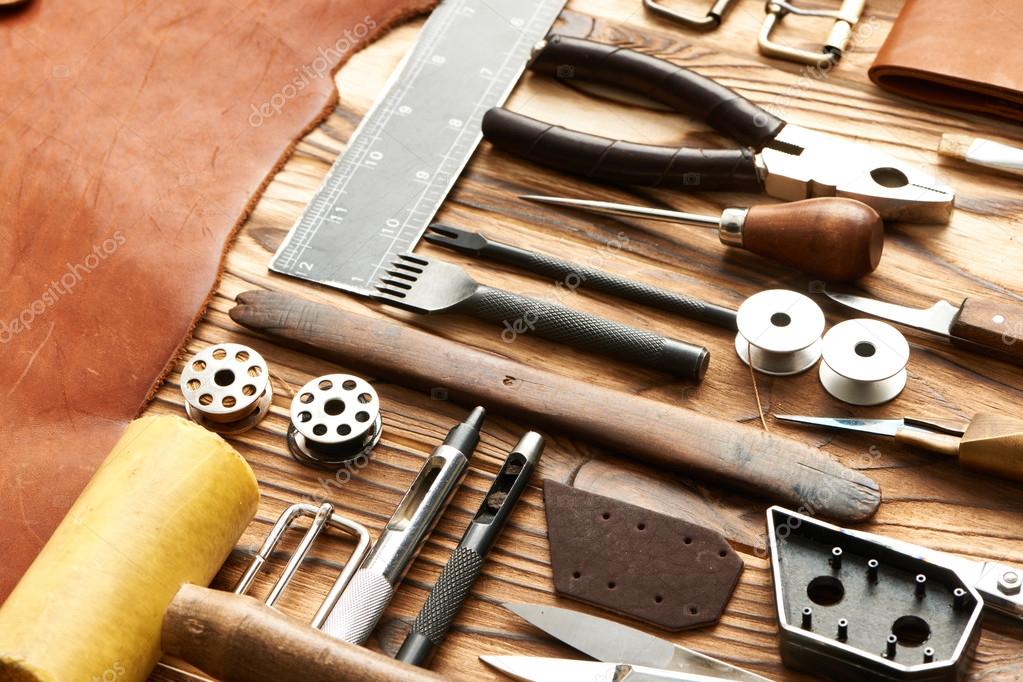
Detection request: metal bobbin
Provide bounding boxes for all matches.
[735,289,825,375]
[288,373,382,469]
[819,319,909,406]
[180,343,273,435]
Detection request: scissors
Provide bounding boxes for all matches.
[481,602,771,682]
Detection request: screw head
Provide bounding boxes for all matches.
[998,571,1021,595]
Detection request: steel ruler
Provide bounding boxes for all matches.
[271,0,566,294]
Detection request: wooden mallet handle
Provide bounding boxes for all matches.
[741,198,884,281]
[162,585,443,682]
[229,290,881,522]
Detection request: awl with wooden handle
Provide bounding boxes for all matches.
[778,413,1023,482]
[230,289,881,522]
[523,195,884,281]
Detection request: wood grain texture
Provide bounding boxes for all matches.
[147,3,1023,680]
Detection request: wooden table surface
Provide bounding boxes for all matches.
[148,1,1023,679]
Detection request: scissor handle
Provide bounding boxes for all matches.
[530,35,785,149]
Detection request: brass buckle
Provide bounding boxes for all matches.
[758,0,866,66]
[643,0,738,31]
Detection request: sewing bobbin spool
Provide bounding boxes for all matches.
[819,319,910,406]
[180,343,273,434]
[735,289,825,375]
[288,373,383,469]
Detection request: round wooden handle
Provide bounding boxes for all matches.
[162,585,444,682]
[741,198,884,281]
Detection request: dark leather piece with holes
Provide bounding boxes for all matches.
[543,480,743,630]
[0,0,435,601]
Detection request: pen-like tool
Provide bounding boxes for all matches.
[320,406,486,644]
[397,431,545,666]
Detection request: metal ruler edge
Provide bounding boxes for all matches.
[269,0,566,295]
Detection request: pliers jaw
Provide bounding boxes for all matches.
[760,124,956,223]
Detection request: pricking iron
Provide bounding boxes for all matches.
[766,506,1023,681]
[235,502,372,629]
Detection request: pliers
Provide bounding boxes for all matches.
[482,35,954,223]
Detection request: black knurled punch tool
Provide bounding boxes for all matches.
[482,35,954,224]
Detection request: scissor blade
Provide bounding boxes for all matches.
[775,415,905,437]
[824,292,960,337]
[501,602,770,682]
[480,656,731,682]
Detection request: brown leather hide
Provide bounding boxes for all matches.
[0,0,433,600]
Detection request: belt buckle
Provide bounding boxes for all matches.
[758,0,866,66]
[643,0,738,31]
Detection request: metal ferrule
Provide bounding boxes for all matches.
[362,444,472,585]
[718,207,748,247]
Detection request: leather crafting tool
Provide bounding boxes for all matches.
[0,415,435,682]
[938,134,1023,177]
[759,0,865,66]
[180,343,274,435]
[0,416,260,682]
[777,413,1023,482]
[823,290,1023,366]
[543,481,742,630]
[287,373,383,468]
[398,432,544,667]
[320,407,486,645]
[162,586,444,682]
[424,224,738,330]
[767,506,1023,680]
[487,602,770,682]
[521,195,884,281]
[373,253,711,382]
[817,319,910,406]
[230,289,882,522]
[482,36,954,223]
[734,289,825,375]
[270,0,566,295]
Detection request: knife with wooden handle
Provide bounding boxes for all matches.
[825,291,1023,365]
[229,289,881,522]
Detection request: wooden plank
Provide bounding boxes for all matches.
[148,3,1023,680]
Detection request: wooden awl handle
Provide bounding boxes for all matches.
[230,290,881,522]
[161,585,443,682]
[740,198,884,281]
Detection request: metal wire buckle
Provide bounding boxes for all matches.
[759,0,865,66]
[643,0,737,31]
[235,502,372,629]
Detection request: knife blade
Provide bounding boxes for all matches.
[501,603,770,682]
[823,291,1023,366]
[824,292,959,336]
[480,656,729,682]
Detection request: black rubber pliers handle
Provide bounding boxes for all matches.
[481,35,786,193]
